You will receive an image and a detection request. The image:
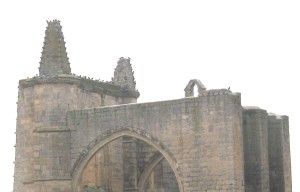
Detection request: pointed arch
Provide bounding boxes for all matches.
[71,129,184,192]
[137,152,165,192]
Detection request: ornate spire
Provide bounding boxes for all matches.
[112,57,136,91]
[39,20,71,76]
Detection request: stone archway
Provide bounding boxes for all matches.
[184,79,206,97]
[71,129,184,192]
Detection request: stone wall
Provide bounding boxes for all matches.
[14,76,137,192]
[14,85,35,191]
[69,91,244,191]
[14,75,292,192]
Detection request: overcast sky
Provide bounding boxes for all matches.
[0,1,299,191]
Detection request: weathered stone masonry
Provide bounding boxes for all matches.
[13,20,292,192]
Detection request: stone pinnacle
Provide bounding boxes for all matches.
[39,20,71,76]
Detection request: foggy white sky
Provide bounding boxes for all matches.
[0,1,299,191]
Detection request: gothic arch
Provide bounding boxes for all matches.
[137,152,165,192]
[71,129,184,192]
[184,79,206,97]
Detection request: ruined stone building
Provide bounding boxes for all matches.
[13,20,292,192]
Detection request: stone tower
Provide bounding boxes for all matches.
[13,20,292,192]
[13,20,139,192]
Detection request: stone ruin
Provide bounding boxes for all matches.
[13,20,292,192]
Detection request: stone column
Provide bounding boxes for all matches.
[123,137,139,192]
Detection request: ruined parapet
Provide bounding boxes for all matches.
[39,20,71,76]
[184,79,207,97]
[206,88,232,95]
[184,79,234,97]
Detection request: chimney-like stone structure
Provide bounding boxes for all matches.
[39,20,71,76]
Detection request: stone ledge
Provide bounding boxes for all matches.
[268,113,288,120]
[34,126,70,133]
[124,187,139,191]
[19,75,139,98]
[23,177,72,184]
[243,106,261,110]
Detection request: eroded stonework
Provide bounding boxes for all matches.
[13,20,292,192]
